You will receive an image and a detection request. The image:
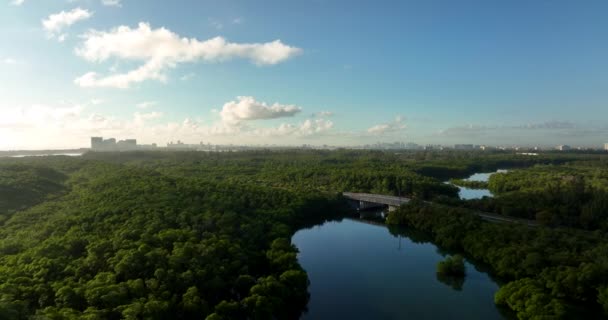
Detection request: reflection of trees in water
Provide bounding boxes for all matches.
[385,225,512,287]
[386,224,513,293]
[294,199,352,231]
[436,273,465,291]
[386,225,434,244]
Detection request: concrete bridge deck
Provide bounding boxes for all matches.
[342,192,410,207]
[342,192,537,226]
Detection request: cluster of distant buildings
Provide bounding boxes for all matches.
[90,137,157,151]
[91,137,275,152]
[90,137,608,153]
[357,141,608,152]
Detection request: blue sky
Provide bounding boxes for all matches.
[1,0,608,149]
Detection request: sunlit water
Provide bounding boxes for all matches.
[2,153,83,158]
[293,219,508,320]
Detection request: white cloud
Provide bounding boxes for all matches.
[136,101,157,109]
[74,22,302,88]
[367,116,406,135]
[10,0,24,6]
[0,100,332,149]
[42,8,92,39]
[2,58,17,65]
[0,97,331,149]
[252,119,334,137]
[219,96,301,123]
[101,0,121,7]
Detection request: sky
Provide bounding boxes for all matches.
[1,0,608,149]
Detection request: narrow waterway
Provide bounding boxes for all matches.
[293,218,509,319]
[453,169,507,200]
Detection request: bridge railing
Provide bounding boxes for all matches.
[342,192,411,206]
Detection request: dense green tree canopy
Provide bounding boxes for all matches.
[1,149,607,319]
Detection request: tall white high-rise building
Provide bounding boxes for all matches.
[604,143,608,151]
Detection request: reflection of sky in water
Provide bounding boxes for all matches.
[458,187,492,200]
[466,170,507,182]
[453,170,507,200]
[293,219,505,320]
[4,153,83,158]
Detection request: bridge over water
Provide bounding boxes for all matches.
[342,192,537,226]
[342,192,410,211]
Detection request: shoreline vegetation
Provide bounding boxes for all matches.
[1,149,607,319]
[436,255,466,277]
[386,200,608,319]
[449,178,489,189]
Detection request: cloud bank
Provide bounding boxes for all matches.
[0,96,332,149]
[74,22,302,88]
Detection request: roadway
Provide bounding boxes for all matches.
[342,192,538,226]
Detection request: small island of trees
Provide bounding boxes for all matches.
[436,255,466,277]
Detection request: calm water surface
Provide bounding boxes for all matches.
[3,153,83,158]
[455,169,507,200]
[293,219,507,320]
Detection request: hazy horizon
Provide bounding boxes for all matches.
[2,1,608,149]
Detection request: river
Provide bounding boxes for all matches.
[293,218,509,319]
[1,153,84,158]
[453,169,507,200]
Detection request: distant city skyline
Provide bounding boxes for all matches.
[2,1,608,150]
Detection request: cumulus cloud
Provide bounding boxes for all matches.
[101,0,121,7]
[74,22,302,88]
[0,96,332,149]
[253,119,334,137]
[367,116,406,135]
[42,8,92,40]
[10,0,24,6]
[219,96,302,123]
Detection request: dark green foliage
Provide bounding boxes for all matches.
[1,150,608,319]
[449,178,488,189]
[0,157,324,319]
[495,278,567,319]
[469,162,608,229]
[599,286,608,314]
[0,163,67,217]
[387,201,608,318]
[437,255,465,277]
